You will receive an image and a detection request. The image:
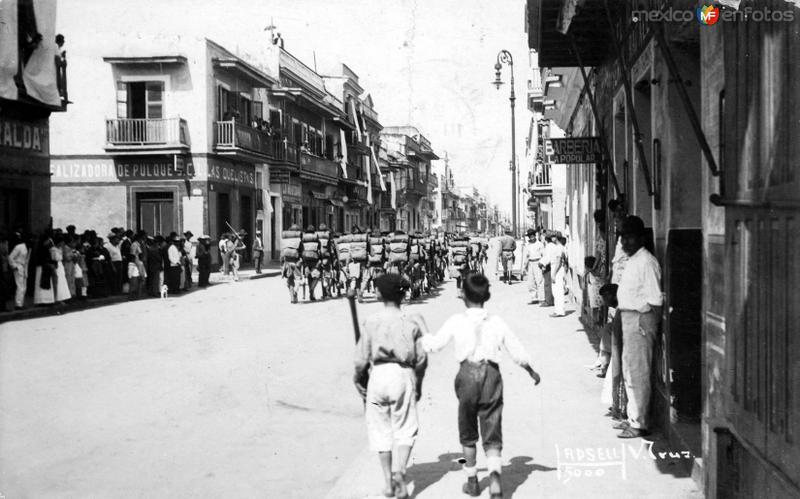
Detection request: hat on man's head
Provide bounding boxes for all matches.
[199,234,210,240]
[526,229,536,237]
[318,224,328,231]
[619,215,646,236]
[184,231,194,238]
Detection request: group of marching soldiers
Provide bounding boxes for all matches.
[279,224,492,304]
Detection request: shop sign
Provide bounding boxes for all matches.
[279,182,302,199]
[1,117,49,156]
[547,137,604,164]
[207,160,256,187]
[51,156,186,182]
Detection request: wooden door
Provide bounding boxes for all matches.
[723,3,800,484]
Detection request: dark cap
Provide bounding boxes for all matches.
[374,273,409,304]
[183,231,194,238]
[619,215,646,236]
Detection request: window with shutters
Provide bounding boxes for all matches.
[116,81,164,119]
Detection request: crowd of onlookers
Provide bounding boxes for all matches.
[0,225,218,312]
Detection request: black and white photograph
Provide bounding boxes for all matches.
[0,0,798,497]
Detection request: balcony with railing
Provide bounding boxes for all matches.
[300,151,339,181]
[531,162,552,191]
[397,174,426,197]
[214,121,275,159]
[105,117,190,153]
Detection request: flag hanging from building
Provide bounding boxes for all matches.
[364,134,386,191]
[349,98,362,141]
[339,129,348,178]
[366,156,373,205]
[389,171,397,209]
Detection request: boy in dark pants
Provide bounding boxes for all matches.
[422,272,541,498]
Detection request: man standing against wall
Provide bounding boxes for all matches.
[253,230,264,274]
[524,229,544,303]
[615,216,663,439]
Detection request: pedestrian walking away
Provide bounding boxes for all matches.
[354,273,427,499]
[421,272,541,498]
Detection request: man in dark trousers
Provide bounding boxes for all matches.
[498,229,517,284]
[145,236,163,297]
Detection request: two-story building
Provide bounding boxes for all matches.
[50,35,275,266]
[1,3,67,234]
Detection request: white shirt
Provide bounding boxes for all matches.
[105,242,122,262]
[617,246,663,313]
[9,243,28,273]
[167,244,182,266]
[525,240,544,261]
[548,243,565,268]
[422,308,531,366]
[610,237,628,285]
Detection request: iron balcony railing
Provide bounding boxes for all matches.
[214,121,275,157]
[106,118,189,147]
[300,151,339,179]
[533,163,552,188]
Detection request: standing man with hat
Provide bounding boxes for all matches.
[196,235,212,287]
[524,229,544,303]
[183,231,195,291]
[166,235,183,295]
[614,215,662,439]
[253,230,264,274]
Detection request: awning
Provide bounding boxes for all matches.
[330,199,345,207]
[103,55,187,65]
[212,58,275,88]
[527,0,618,68]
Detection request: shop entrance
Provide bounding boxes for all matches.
[216,192,231,237]
[240,195,252,262]
[136,192,174,236]
[0,187,30,234]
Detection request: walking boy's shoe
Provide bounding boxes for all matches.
[488,471,503,499]
[462,476,480,496]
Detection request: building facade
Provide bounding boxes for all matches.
[528,0,800,496]
[0,1,68,235]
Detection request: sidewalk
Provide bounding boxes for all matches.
[0,264,281,324]
[324,280,703,499]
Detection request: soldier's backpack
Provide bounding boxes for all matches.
[451,240,470,266]
[337,235,352,263]
[388,233,410,263]
[409,239,422,262]
[350,233,368,261]
[316,231,332,259]
[281,230,303,260]
[368,236,384,264]
[301,232,320,261]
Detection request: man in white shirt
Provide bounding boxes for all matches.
[524,229,544,303]
[614,215,663,438]
[166,236,183,294]
[104,234,123,294]
[549,234,567,317]
[422,273,540,498]
[9,233,29,309]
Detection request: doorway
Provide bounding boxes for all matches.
[137,192,174,236]
[0,187,30,234]
[216,192,231,237]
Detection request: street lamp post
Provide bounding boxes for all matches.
[493,50,516,238]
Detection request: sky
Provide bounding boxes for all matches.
[60,0,533,214]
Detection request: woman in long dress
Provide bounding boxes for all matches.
[33,232,56,305]
[51,235,71,303]
[62,235,77,298]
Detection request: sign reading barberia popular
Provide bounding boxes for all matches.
[547,137,604,164]
[1,117,49,156]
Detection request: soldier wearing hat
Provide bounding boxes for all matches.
[301,225,321,301]
[166,234,183,294]
[498,229,517,284]
[281,223,304,303]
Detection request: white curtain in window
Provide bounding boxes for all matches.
[339,129,348,178]
[22,0,60,107]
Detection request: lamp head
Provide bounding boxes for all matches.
[493,64,504,90]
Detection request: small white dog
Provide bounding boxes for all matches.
[160,284,169,299]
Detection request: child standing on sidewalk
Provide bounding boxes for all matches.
[422,272,541,498]
[354,273,428,498]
